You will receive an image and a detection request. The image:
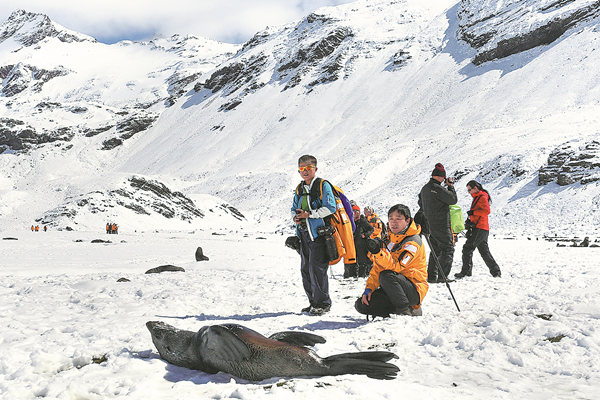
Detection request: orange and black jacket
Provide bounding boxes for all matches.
[365,221,428,307]
[469,190,491,231]
[367,213,383,239]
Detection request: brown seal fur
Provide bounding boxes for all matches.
[146,321,399,381]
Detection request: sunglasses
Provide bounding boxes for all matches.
[298,165,316,172]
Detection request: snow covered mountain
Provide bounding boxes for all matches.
[1,0,600,236]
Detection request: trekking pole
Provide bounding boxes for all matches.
[423,233,461,312]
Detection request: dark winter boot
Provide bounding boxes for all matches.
[344,263,358,278]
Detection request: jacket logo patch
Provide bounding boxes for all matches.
[403,244,417,253]
[401,254,412,266]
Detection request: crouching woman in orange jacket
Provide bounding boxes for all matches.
[355,204,428,318]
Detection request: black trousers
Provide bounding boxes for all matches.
[427,229,454,280]
[299,229,331,307]
[349,237,372,277]
[354,270,419,317]
[460,228,500,276]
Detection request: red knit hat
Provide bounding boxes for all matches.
[432,163,446,178]
[352,204,360,212]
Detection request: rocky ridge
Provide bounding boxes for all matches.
[0,9,93,48]
[36,176,245,229]
[458,0,600,64]
[0,10,237,154]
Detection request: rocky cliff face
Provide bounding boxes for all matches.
[539,140,600,186]
[458,0,600,64]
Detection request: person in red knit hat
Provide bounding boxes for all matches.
[417,163,458,283]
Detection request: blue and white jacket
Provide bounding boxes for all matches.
[291,177,337,241]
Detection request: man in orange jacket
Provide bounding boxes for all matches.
[355,204,428,318]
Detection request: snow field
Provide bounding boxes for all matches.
[1,229,598,399]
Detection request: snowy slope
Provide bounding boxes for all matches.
[120,0,600,236]
[1,1,600,237]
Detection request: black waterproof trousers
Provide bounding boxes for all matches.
[460,228,500,276]
[354,270,419,317]
[427,229,454,281]
[354,236,373,277]
[299,229,331,307]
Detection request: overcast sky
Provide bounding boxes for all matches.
[0,0,356,44]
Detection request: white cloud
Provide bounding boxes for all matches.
[0,0,356,43]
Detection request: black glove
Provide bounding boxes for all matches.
[467,210,473,216]
[366,238,384,254]
[414,209,429,235]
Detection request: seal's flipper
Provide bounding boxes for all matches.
[323,351,399,380]
[200,325,252,362]
[268,331,326,347]
[324,351,397,362]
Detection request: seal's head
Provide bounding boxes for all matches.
[146,321,214,371]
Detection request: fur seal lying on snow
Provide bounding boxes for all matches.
[146,321,399,381]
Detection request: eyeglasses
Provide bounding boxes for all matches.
[298,165,316,172]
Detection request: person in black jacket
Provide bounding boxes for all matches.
[350,204,375,278]
[418,163,457,283]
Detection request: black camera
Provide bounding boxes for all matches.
[317,225,339,262]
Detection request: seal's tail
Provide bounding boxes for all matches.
[323,351,399,380]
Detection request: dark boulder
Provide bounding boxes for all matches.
[2,237,18,240]
[145,265,185,274]
[117,277,131,282]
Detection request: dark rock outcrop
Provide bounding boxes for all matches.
[2,237,18,240]
[278,27,354,90]
[117,277,131,282]
[200,54,269,106]
[145,265,185,274]
[100,113,158,150]
[538,140,600,186]
[458,0,600,65]
[0,63,69,97]
[0,120,76,152]
[166,72,203,106]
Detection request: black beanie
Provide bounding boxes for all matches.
[432,163,446,178]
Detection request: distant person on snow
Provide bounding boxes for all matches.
[43,225,47,232]
[35,225,39,232]
[112,224,118,234]
[106,223,110,234]
[355,204,428,318]
[455,180,501,278]
[291,155,337,316]
[418,163,457,283]
[364,207,384,239]
[349,203,374,278]
[31,225,34,232]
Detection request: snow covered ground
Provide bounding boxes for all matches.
[1,227,598,399]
